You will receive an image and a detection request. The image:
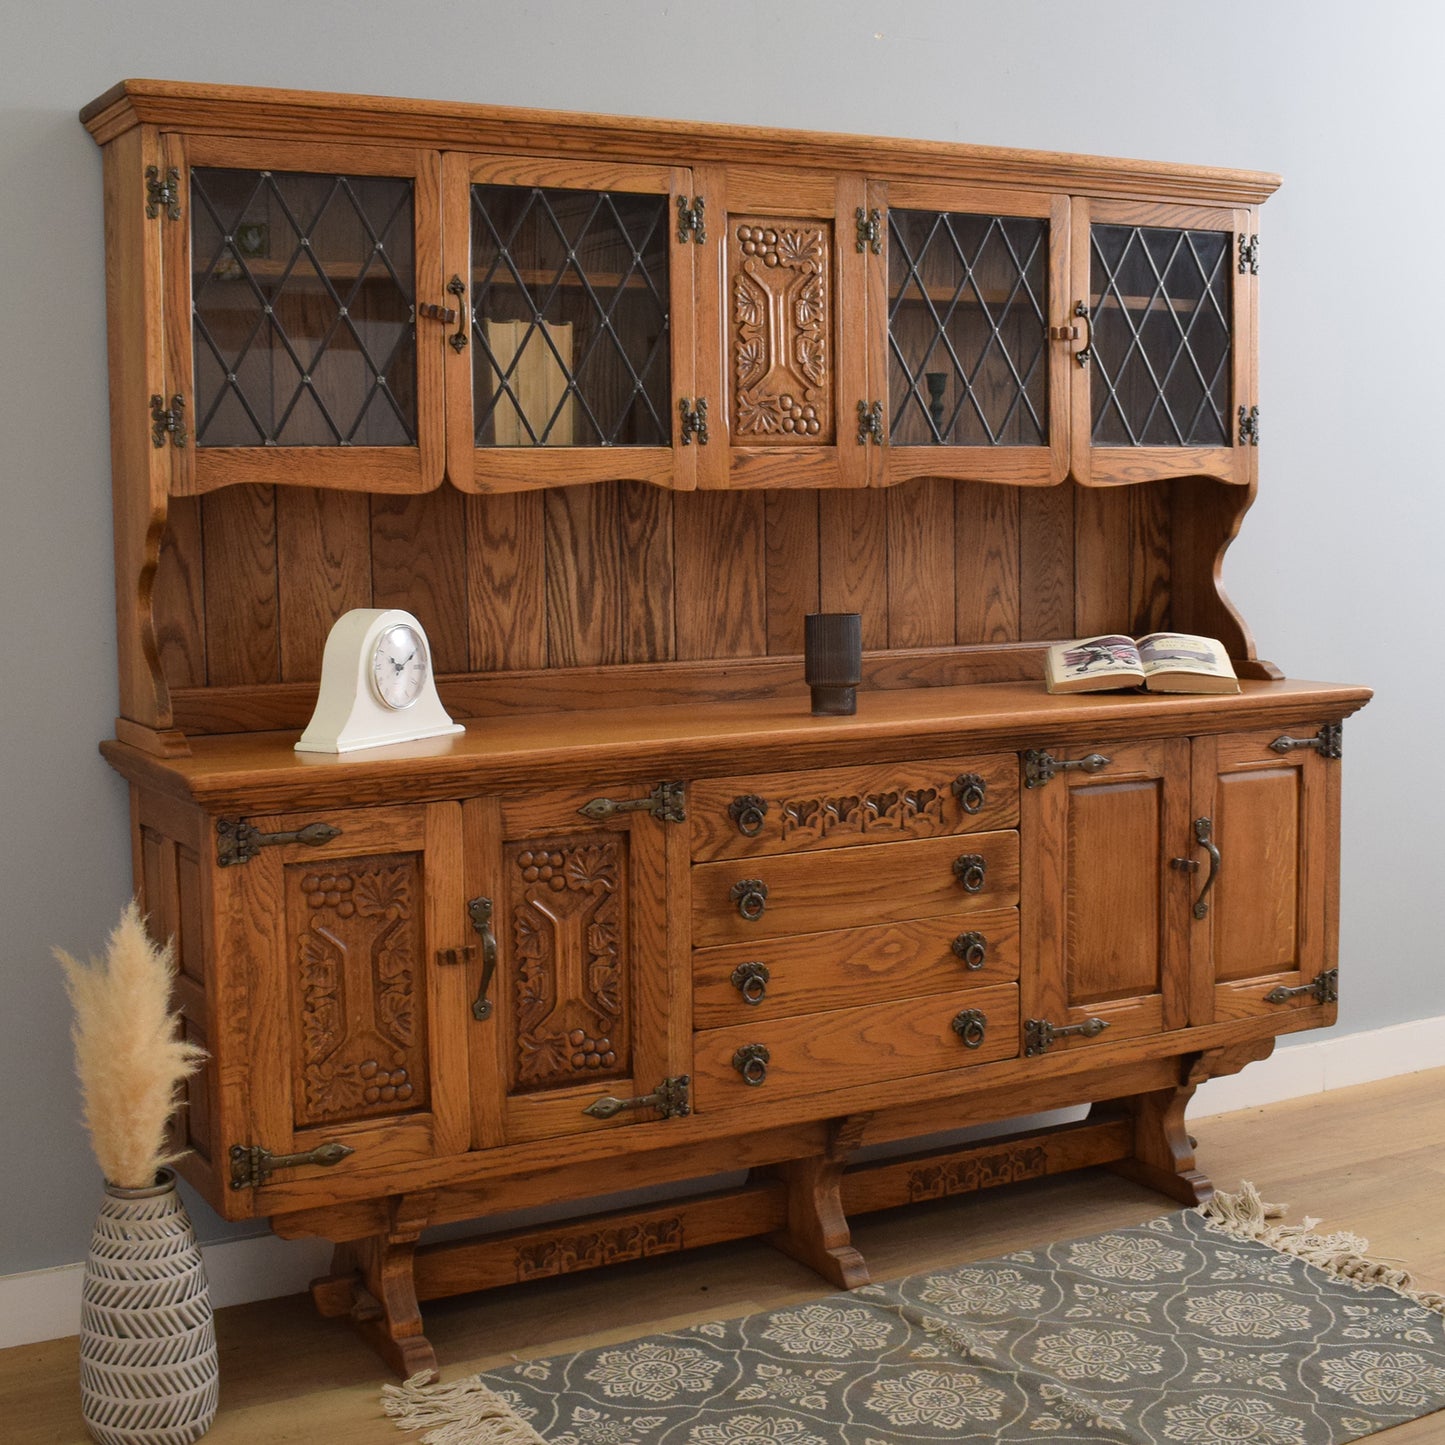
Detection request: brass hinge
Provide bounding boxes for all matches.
[577,780,686,824]
[676,196,707,244]
[1238,405,1261,446]
[856,399,884,445]
[1265,968,1339,1006]
[678,397,709,445]
[150,394,188,449]
[216,816,341,867]
[1269,722,1342,760]
[855,206,882,255]
[1238,233,1260,274]
[583,1074,691,1120]
[1025,1016,1109,1056]
[145,165,181,221]
[229,1139,353,1189]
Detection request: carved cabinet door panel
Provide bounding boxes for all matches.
[214,801,471,1211]
[692,165,877,489]
[1187,730,1335,1025]
[1021,738,1192,1058]
[466,781,681,1148]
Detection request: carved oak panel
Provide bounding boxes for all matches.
[505,833,631,1093]
[286,854,428,1128]
[728,218,833,444]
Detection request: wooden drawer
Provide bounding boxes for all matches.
[693,909,1019,1026]
[691,831,1019,946]
[692,983,1019,1110]
[689,754,1019,861]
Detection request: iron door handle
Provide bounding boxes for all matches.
[467,896,498,1020]
[1189,817,1220,920]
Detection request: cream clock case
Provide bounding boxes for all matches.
[296,609,465,753]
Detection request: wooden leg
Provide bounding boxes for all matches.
[763,1116,871,1290]
[308,1192,438,1380]
[1105,1083,1214,1206]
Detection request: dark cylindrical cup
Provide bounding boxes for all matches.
[804,612,862,716]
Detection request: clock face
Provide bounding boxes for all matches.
[370,623,430,711]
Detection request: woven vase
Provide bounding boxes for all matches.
[78,1169,218,1444]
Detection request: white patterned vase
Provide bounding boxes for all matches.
[78,1169,218,1444]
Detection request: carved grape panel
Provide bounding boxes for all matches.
[505,833,631,1093]
[728,217,833,444]
[285,854,428,1128]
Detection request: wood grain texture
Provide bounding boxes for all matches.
[1018,483,1075,640]
[763,490,820,653]
[818,488,889,649]
[371,490,468,674]
[201,484,279,685]
[276,488,371,680]
[886,478,954,647]
[673,490,766,659]
[465,490,547,673]
[153,495,206,688]
[955,483,1021,643]
[1073,484,1131,637]
[618,481,676,663]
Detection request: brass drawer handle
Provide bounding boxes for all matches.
[951,1009,987,1048]
[728,794,769,837]
[951,931,987,970]
[730,961,771,1004]
[732,1042,770,1086]
[730,879,769,921]
[951,773,987,815]
[467,897,498,1020]
[953,854,987,894]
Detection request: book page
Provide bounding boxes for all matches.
[1050,635,1145,684]
[1136,632,1231,678]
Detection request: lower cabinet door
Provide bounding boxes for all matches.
[215,802,472,1205]
[1189,729,1335,1023]
[1021,738,1192,1055]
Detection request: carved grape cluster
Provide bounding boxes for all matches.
[302,873,355,917]
[517,850,569,891]
[568,1027,617,1071]
[737,224,783,265]
[359,1055,413,1106]
[776,394,821,436]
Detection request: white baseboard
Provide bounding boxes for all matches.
[6,1016,1441,1352]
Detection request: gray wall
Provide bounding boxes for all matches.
[2,0,1438,1276]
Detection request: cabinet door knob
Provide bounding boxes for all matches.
[729,879,769,921]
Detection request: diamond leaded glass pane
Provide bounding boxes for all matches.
[190,168,417,447]
[470,186,670,447]
[888,210,1047,447]
[1090,225,1231,447]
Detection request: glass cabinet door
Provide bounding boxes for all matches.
[160,134,445,495]
[882,183,1070,486]
[1071,200,1256,486]
[443,156,697,493]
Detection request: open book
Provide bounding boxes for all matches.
[1044,632,1240,695]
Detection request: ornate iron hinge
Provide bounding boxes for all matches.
[577,780,686,824]
[150,394,188,449]
[229,1139,353,1190]
[676,196,707,244]
[855,206,882,254]
[1023,750,1111,789]
[1025,1016,1110,1057]
[145,165,181,221]
[1265,968,1339,1006]
[1238,405,1261,446]
[1238,233,1260,274]
[679,397,709,445]
[1269,722,1342,759]
[583,1075,691,1120]
[216,817,341,867]
[857,399,884,445]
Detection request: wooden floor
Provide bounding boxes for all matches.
[7,1068,1445,1444]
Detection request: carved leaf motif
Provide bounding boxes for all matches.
[305,1057,364,1117]
[565,844,617,894]
[733,276,764,329]
[516,1028,573,1086]
[776,229,823,266]
[735,337,766,389]
[354,865,409,920]
[736,392,784,435]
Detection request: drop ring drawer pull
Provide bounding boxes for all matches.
[951,931,988,969]
[953,854,987,893]
[951,773,987,815]
[730,961,771,1003]
[730,879,769,921]
[728,794,769,837]
[732,1042,771,1086]
[951,1009,988,1048]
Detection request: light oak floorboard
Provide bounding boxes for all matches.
[6,1068,1444,1444]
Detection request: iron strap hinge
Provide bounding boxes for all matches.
[583,1075,691,1120]
[676,196,707,244]
[150,394,188,449]
[1269,722,1342,759]
[229,1140,353,1190]
[855,206,882,254]
[1024,749,1111,789]
[1238,405,1261,446]
[1238,233,1260,274]
[145,165,181,221]
[577,780,686,824]
[1265,968,1339,1006]
[678,397,709,445]
[216,816,341,867]
[1025,1016,1110,1057]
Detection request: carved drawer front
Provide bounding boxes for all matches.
[689,754,1019,861]
[691,983,1019,1111]
[691,831,1019,947]
[693,909,1019,1026]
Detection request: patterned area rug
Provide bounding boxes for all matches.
[384,1185,1445,1444]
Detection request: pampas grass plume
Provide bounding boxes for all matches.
[55,901,206,1190]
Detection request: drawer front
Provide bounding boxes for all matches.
[693,909,1020,1026]
[689,754,1019,861]
[692,983,1019,1110]
[691,831,1019,946]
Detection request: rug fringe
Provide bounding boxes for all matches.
[381,1370,550,1445]
[1199,1181,1445,1314]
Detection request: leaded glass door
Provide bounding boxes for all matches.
[882,183,1070,486]
[160,134,445,495]
[1070,200,1256,487]
[443,156,696,493]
